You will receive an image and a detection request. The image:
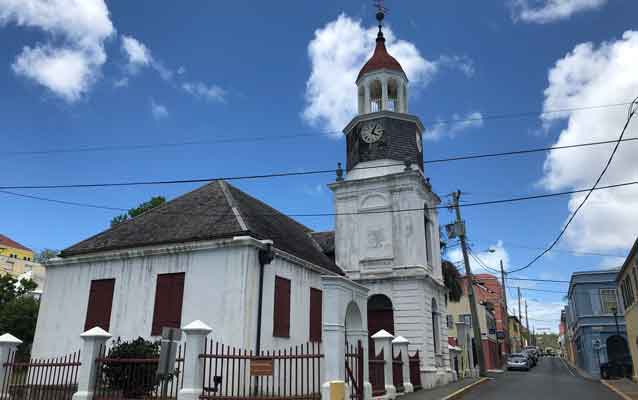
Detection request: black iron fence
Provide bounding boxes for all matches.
[0,350,81,400]
[199,341,322,400]
[92,343,184,400]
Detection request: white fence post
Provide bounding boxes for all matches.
[372,330,396,400]
[72,327,111,400]
[178,320,212,400]
[392,336,413,393]
[0,334,22,399]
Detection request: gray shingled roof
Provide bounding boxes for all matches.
[61,181,342,275]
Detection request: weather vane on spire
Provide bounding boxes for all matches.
[373,0,388,30]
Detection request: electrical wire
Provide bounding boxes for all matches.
[3,178,638,216]
[509,97,638,275]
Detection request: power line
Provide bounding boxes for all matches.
[3,178,638,218]
[506,286,566,294]
[5,101,633,158]
[509,97,638,275]
[473,241,626,259]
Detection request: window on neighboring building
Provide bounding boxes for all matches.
[600,288,619,314]
[446,314,454,329]
[620,278,635,311]
[151,273,185,336]
[84,279,115,331]
[309,288,322,342]
[273,276,291,338]
[459,314,472,328]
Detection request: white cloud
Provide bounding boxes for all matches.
[540,31,638,252]
[524,298,565,333]
[426,111,484,140]
[437,55,475,78]
[303,14,450,134]
[121,35,152,72]
[0,0,114,101]
[150,99,168,120]
[448,240,510,274]
[182,82,226,102]
[510,0,607,23]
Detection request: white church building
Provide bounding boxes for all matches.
[31,10,453,392]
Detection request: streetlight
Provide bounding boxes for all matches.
[612,307,621,336]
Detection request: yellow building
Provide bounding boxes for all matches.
[508,316,523,353]
[0,234,46,291]
[616,238,638,381]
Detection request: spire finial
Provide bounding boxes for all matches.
[373,0,387,38]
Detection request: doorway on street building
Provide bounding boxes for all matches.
[607,335,630,363]
[367,294,394,353]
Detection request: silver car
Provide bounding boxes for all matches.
[507,353,530,371]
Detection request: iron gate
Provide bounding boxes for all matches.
[345,341,363,400]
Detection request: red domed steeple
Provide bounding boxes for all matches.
[357,31,406,82]
[356,7,406,82]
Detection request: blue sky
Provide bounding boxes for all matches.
[2,0,638,331]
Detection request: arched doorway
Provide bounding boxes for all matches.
[607,335,630,364]
[346,301,364,337]
[368,294,394,337]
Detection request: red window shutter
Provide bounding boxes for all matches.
[84,279,115,332]
[309,288,322,342]
[151,273,185,336]
[273,276,291,338]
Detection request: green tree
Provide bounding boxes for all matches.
[0,275,37,307]
[110,196,166,227]
[34,248,59,263]
[443,260,463,302]
[0,297,39,358]
[0,275,39,358]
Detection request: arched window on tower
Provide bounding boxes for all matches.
[402,83,408,113]
[387,79,399,112]
[370,79,382,113]
[432,298,440,355]
[358,85,366,114]
[424,205,433,266]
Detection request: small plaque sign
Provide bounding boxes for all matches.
[251,358,274,376]
[496,331,505,340]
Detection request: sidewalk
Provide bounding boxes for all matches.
[601,379,638,400]
[401,376,489,400]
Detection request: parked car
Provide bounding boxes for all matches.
[522,349,537,367]
[507,353,531,371]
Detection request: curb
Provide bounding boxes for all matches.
[440,377,490,400]
[601,380,633,400]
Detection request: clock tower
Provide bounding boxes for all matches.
[330,7,453,388]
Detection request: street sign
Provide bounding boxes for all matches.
[496,331,505,340]
[251,358,274,376]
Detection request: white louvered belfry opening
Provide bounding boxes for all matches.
[357,72,408,115]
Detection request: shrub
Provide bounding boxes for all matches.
[102,337,160,398]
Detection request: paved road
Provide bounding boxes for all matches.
[461,357,619,400]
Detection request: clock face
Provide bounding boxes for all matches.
[360,121,384,144]
[416,131,422,152]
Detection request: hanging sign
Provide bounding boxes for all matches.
[251,357,274,376]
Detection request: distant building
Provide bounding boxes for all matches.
[448,276,500,371]
[474,274,509,359]
[0,234,46,293]
[615,238,638,381]
[508,316,523,353]
[566,270,629,378]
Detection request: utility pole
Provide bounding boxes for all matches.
[525,300,530,347]
[500,260,510,359]
[452,191,486,377]
[517,288,522,323]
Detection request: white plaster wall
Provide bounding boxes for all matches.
[332,171,441,279]
[32,241,327,359]
[254,256,325,350]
